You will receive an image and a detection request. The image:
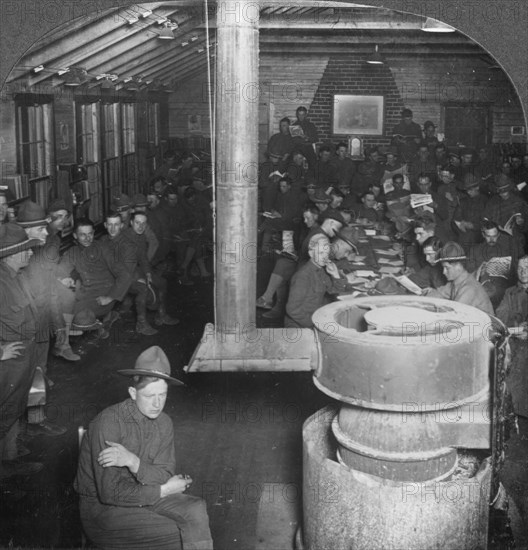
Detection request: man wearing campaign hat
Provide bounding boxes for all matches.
[423,241,494,314]
[13,201,71,439]
[75,346,213,550]
[0,223,45,481]
[17,201,79,363]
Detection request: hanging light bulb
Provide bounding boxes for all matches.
[366,45,384,65]
[159,22,175,40]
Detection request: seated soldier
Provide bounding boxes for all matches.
[60,218,132,332]
[306,145,338,190]
[355,190,385,224]
[453,174,488,250]
[259,175,303,253]
[413,173,453,243]
[177,188,212,284]
[483,174,528,250]
[257,209,345,320]
[408,236,446,289]
[495,255,528,337]
[285,233,348,328]
[101,211,158,336]
[467,219,522,308]
[267,117,294,163]
[319,188,345,223]
[147,187,173,269]
[75,346,213,550]
[331,142,356,190]
[124,212,179,327]
[423,241,494,315]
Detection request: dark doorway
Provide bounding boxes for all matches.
[443,103,491,149]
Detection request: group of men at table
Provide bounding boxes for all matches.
[257,107,528,333]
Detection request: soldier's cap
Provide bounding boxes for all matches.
[311,188,332,204]
[118,346,184,385]
[493,174,514,192]
[0,223,41,258]
[47,198,69,214]
[16,200,51,228]
[436,241,467,263]
[111,193,132,212]
[457,173,481,191]
[132,193,148,208]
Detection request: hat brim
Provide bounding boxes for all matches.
[335,233,359,254]
[0,237,42,258]
[117,369,184,386]
[17,218,51,228]
[495,185,513,193]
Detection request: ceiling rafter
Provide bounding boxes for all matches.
[9,6,181,85]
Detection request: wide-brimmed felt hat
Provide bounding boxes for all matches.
[0,187,25,207]
[323,210,346,225]
[375,277,403,295]
[335,227,359,254]
[132,193,148,208]
[457,173,481,191]
[71,309,103,332]
[47,198,69,214]
[436,241,467,263]
[311,188,331,204]
[16,200,51,228]
[111,193,132,212]
[118,346,184,385]
[493,174,514,192]
[0,223,41,258]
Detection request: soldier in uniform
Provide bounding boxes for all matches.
[0,224,44,480]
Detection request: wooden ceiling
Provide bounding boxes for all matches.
[5,1,497,93]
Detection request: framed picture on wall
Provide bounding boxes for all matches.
[333,95,384,136]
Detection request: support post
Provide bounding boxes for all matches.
[215,0,259,333]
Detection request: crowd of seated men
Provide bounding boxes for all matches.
[0,151,214,486]
[257,106,528,329]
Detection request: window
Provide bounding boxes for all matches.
[147,102,160,147]
[122,103,136,154]
[102,103,119,159]
[80,102,100,163]
[17,102,52,179]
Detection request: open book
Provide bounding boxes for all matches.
[392,274,423,295]
[501,213,522,236]
[289,125,305,138]
[410,194,433,209]
[476,256,512,280]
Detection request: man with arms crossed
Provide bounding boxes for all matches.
[75,346,213,549]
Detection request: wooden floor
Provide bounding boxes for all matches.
[0,266,526,549]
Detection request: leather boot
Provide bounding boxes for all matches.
[136,317,158,336]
